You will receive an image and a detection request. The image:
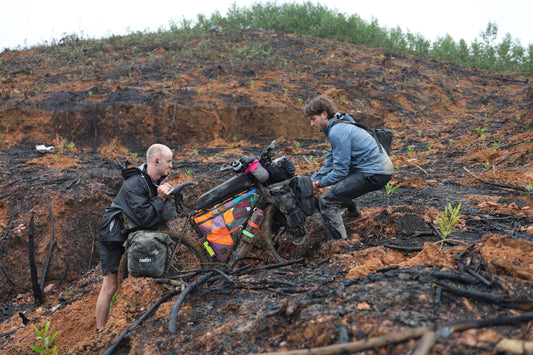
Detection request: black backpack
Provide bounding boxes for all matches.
[331,117,393,155]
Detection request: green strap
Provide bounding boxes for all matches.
[242,229,255,238]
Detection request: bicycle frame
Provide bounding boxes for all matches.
[169,181,271,267]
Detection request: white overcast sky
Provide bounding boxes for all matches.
[2,0,532,50]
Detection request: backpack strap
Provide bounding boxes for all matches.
[330,117,384,154]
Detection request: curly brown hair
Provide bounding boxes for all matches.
[303,96,337,119]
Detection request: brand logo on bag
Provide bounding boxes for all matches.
[139,258,152,263]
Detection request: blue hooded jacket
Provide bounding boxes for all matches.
[311,113,393,188]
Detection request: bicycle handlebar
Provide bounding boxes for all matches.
[168,181,195,196]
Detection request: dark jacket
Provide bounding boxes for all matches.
[98,164,166,243]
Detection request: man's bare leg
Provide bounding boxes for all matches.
[96,272,118,330]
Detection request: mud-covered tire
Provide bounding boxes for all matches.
[261,204,308,263]
[160,231,211,282]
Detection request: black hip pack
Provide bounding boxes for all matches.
[124,231,173,278]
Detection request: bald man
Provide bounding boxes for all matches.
[95,143,173,330]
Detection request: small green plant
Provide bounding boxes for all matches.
[193,149,199,156]
[67,141,75,152]
[482,161,491,171]
[426,141,434,150]
[516,114,521,122]
[403,137,409,143]
[417,130,422,137]
[407,146,415,158]
[185,169,193,177]
[526,182,533,196]
[491,141,500,151]
[294,141,300,149]
[232,136,238,142]
[384,182,400,207]
[111,293,119,307]
[436,203,462,249]
[130,152,138,159]
[308,155,315,165]
[30,321,59,354]
[52,154,60,163]
[475,126,487,141]
[60,288,73,299]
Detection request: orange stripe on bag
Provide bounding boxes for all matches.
[247,221,260,229]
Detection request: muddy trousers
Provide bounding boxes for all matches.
[318,173,392,240]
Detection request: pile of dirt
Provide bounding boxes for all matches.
[1,30,532,354]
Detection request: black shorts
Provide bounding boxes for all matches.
[98,241,125,275]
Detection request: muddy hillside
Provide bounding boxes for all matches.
[1,30,533,354]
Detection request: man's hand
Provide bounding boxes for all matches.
[157,182,172,200]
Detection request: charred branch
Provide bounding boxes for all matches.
[461,265,492,287]
[40,196,56,293]
[384,244,422,253]
[1,266,15,286]
[463,167,529,193]
[57,264,69,289]
[435,280,532,309]
[28,214,43,305]
[0,327,20,338]
[168,271,216,334]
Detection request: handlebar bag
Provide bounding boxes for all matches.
[125,231,173,278]
[263,156,295,185]
[194,189,258,262]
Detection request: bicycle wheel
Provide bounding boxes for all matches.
[160,231,211,282]
[261,204,308,263]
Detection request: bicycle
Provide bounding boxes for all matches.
[119,140,309,283]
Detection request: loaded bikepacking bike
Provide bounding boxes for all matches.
[119,140,314,283]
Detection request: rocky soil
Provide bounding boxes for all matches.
[1,30,533,354]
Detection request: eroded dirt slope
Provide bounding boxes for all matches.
[1,30,533,354]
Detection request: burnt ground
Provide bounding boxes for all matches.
[1,30,533,354]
